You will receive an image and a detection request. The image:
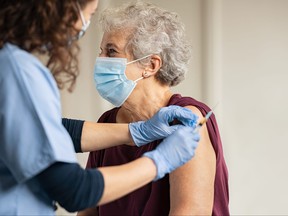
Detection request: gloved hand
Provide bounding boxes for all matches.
[128,105,198,147]
[143,126,200,180]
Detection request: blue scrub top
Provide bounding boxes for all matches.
[0,43,77,215]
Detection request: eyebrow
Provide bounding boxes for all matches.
[106,43,120,50]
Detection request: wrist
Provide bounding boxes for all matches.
[128,121,146,147]
[143,150,167,181]
[140,156,157,180]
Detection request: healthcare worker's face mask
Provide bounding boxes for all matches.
[94,55,151,107]
[75,3,91,40]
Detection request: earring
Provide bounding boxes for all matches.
[143,71,149,77]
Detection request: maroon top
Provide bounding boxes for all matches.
[87,94,229,215]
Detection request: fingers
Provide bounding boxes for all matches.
[160,105,198,127]
[176,126,200,147]
[192,132,200,142]
[168,124,181,132]
[172,107,198,127]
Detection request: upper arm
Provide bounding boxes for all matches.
[169,106,216,215]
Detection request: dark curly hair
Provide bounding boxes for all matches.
[0,0,94,91]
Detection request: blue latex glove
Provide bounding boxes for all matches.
[143,126,200,180]
[128,105,198,147]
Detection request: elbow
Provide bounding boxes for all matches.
[59,201,79,213]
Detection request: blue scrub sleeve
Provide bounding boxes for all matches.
[62,118,84,153]
[36,162,104,212]
[0,43,76,183]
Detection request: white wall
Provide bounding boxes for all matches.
[59,0,288,215]
[222,0,288,214]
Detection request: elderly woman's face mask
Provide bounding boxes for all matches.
[94,55,151,107]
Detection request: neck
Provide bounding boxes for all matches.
[117,83,173,123]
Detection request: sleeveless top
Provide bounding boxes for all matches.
[86,94,229,215]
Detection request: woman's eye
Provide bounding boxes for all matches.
[107,48,117,56]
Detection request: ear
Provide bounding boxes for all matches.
[143,55,162,77]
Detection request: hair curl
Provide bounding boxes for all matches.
[100,1,192,87]
[0,0,93,91]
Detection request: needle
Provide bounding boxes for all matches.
[193,102,219,133]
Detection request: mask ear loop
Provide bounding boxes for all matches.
[126,54,153,65]
[134,70,149,83]
[134,77,144,83]
[129,54,153,82]
[76,2,87,26]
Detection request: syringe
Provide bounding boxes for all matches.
[193,110,213,133]
[193,102,219,133]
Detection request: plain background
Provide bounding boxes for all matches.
[58,0,288,215]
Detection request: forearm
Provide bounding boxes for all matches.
[62,118,133,152]
[62,118,84,153]
[37,158,156,212]
[97,156,156,205]
[77,157,156,215]
[37,162,104,212]
[81,121,133,152]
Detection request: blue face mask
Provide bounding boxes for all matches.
[94,55,151,107]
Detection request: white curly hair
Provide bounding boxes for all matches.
[99,1,192,86]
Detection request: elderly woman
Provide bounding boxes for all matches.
[79,1,229,215]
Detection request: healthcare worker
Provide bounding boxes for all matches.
[0,0,200,215]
